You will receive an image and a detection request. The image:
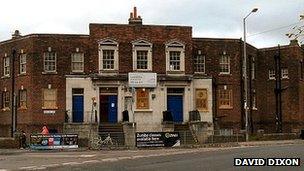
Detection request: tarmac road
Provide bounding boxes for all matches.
[0,141,303,171]
[53,144,304,171]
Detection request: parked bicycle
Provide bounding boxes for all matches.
[90,133,118,150]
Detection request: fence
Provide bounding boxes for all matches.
[178,130,245,145]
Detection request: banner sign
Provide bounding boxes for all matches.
[30,134,78,150]
[128,72,157,88]
[136,132,180,147]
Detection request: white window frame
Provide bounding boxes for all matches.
[165,40,185,73]
[20,54,26,74]
[132,39,152,71]
[44,52,57,72]
[281,68,289,79]
[194,52,206,73]
[219,52,230,74]
[3,56,10,76]
[98,39,119,72]
[269,70,275,80]
[71,53,84,73]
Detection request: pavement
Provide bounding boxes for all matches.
[0,139,303,155]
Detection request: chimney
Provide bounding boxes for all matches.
[12,30,21,39]
[128,6,142,25]
[289,39,299,46]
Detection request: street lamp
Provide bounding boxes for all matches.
[243,8,258,142]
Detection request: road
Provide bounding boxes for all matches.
[0,143,303,170]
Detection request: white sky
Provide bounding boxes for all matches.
[1,0,304,48]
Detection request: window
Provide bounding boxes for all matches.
[71,53,84,72]
[169,51,181,71]
[269,70,275,80]
[218,89,232,109]
[281,69,288,79]
[20,54,26,74]
[99,39,119,71]
[251,56,255,80]
[194,53,205,73]
[19,90,27,108]
[44,52,56,72]
[102,50,115,69]
[136,89,149,109]
[136,51,148,69]
[252,90,257,109]
[2,91,10,109]
[3,57,10,76]
[43,89,57,109]
[196,89,208,111]
[132,39,152,71]
[219,53,230,74]
[166,40,185,73]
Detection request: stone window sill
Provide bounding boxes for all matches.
[1,75,10,79]
[219,106,233,110]
[42,71,58,75]
[134,109,153,113]
[42,107,58,110]
[1,107,10,111]
[18,73,27,77]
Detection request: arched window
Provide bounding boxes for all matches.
[132,39,152,71]
[98,38,119,72]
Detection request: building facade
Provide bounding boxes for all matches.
[0,8,303,137]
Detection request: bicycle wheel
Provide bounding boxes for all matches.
[90,138,101,150]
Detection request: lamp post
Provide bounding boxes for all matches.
[243,8,258,142]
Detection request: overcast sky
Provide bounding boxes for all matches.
[1,0,303,48]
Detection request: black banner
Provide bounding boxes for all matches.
[30,134,78,150]
[136,132,180,147]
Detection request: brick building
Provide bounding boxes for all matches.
[0,7,303,137]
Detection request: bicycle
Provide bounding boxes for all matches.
[90,133,118,150]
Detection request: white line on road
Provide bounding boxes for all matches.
[102,158,119,162]
[19,166,37,170]
[80,154,96,158]
[117,156,132,160]
[82,160,100,164]
[0,169,8,171]
[41,164,61,168]
[62,162,82,166]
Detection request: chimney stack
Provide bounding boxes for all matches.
[289,39,299,46]
[12,30,21,39]
[128,6,142,25]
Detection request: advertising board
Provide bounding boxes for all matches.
[136,132,180,147]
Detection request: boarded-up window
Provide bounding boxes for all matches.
[136,89,149,109]
[196,89,208,111]
[219,89,232,109]
[43,89,57,109]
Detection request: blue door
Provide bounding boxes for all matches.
[72,95,84,123]
[108,95,118,123]
[167,95,183,123]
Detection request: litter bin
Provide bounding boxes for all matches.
[163,111,173,122]
[122,110,129,122]
[300,129,304,140]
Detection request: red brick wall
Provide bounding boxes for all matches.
[256,45,304,132]
[89,24,193,74]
